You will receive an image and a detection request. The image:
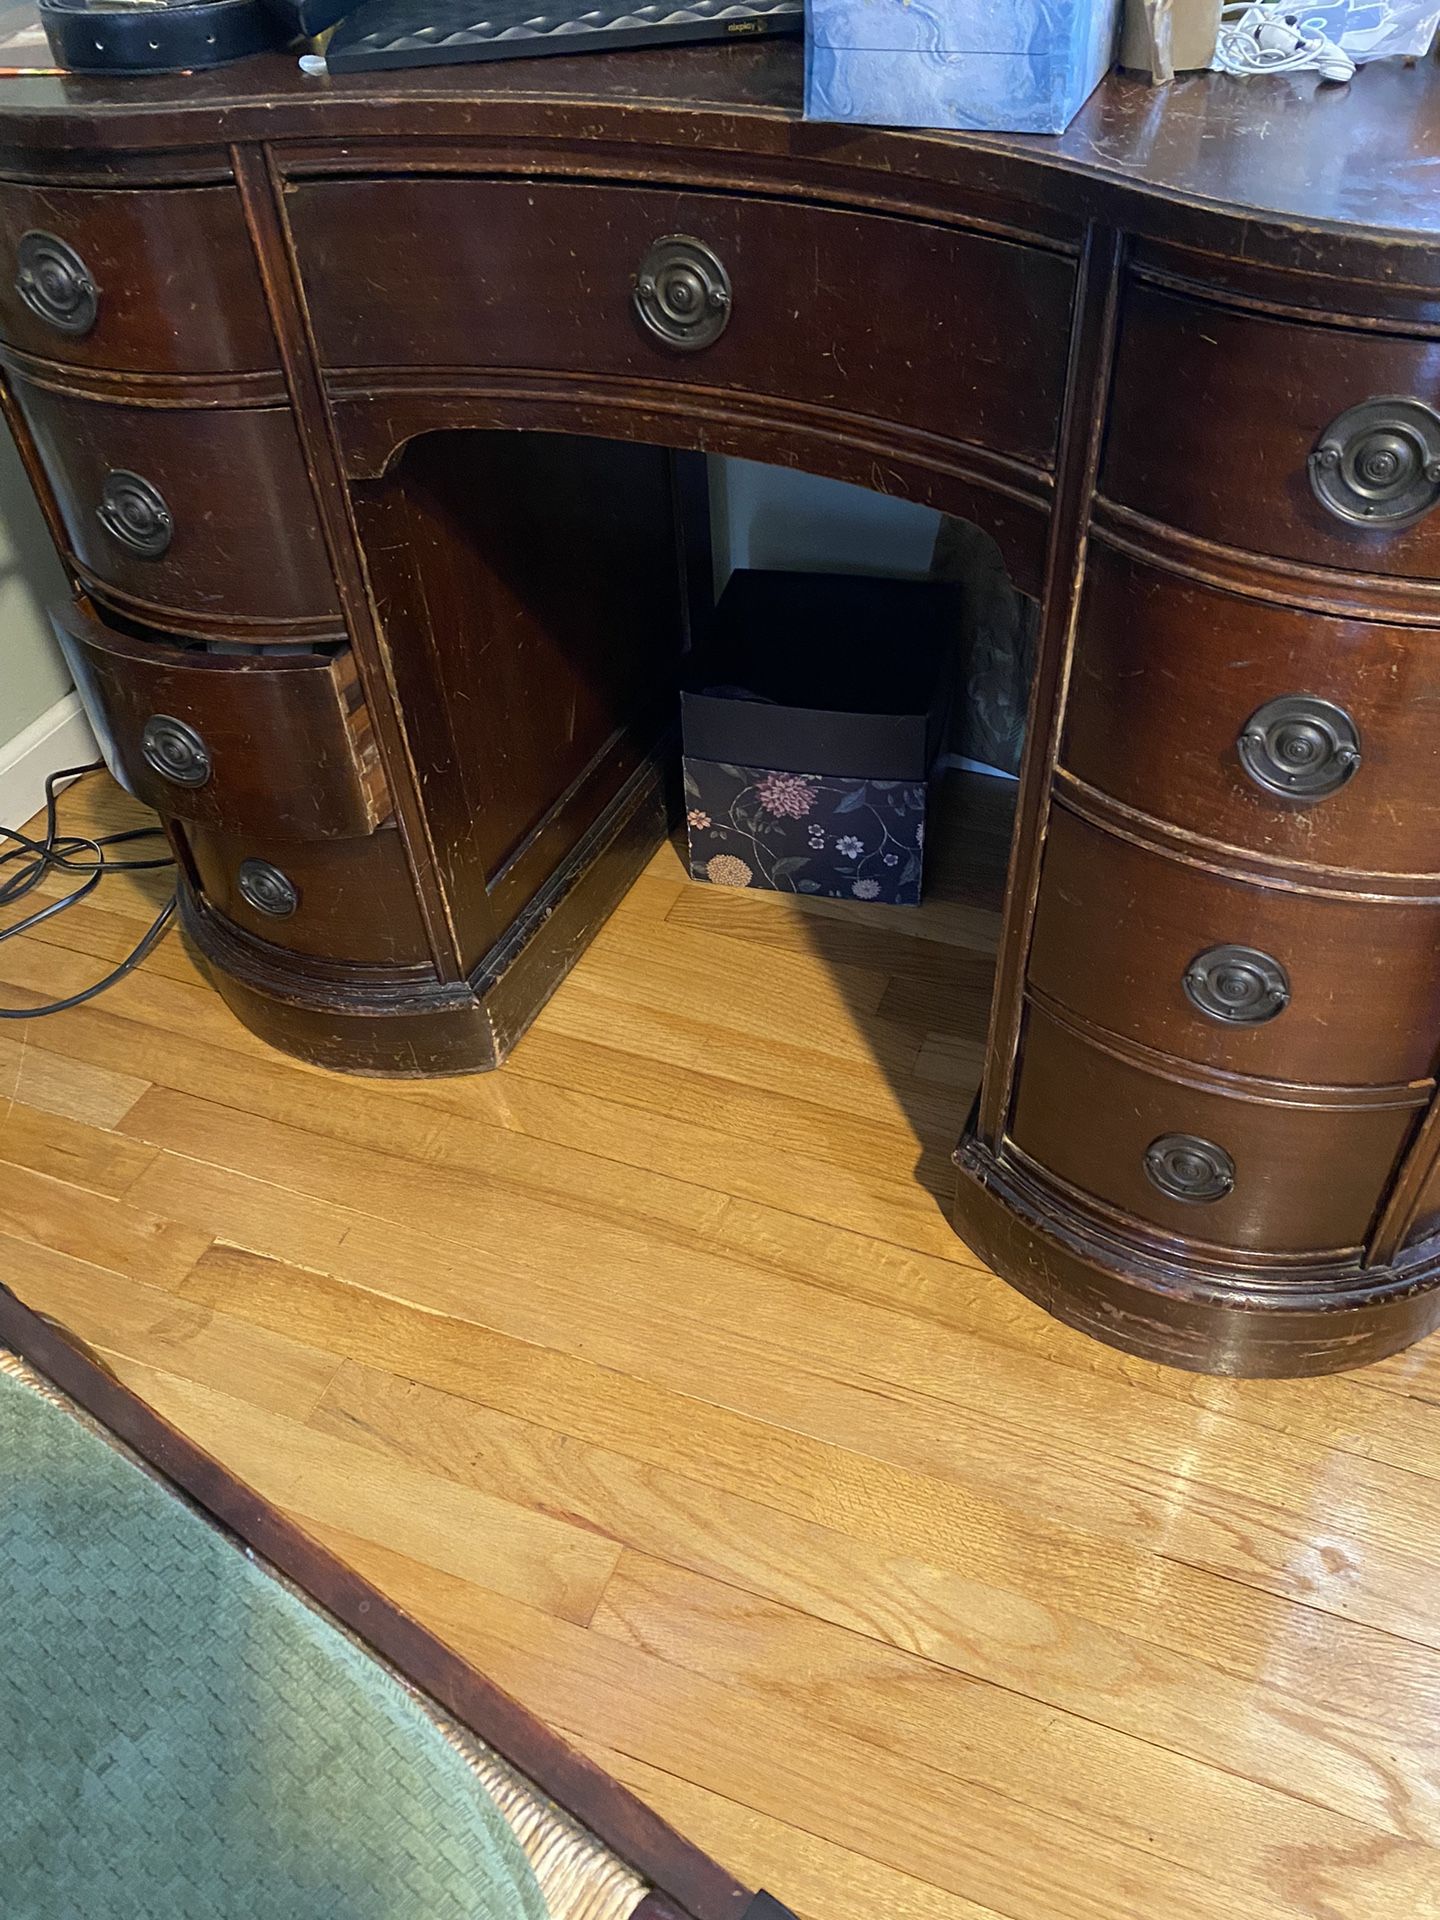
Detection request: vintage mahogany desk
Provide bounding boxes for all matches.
[5,45,1440,1379]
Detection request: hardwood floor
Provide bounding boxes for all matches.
[6,769,1440,1920]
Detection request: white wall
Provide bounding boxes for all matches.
[709,456,941,592]
[0,422,93,829]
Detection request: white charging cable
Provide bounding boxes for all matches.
[1214,3,1358,80]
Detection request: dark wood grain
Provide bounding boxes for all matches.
[1101,282,1440,579]
[55,599,388,841]
[1009,999,1425,1258]
[0,178,277,374]
[1028,802,1440,1088]
[182,822,432,967]
[351,429,692,968]
[8,372,339,630]
[975,221,1124,1146]
[952,1132,1440,1376]
[286,175,1074,472]
[1064,541,1440,878]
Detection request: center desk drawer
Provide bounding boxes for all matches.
[54,601,388,841]
[285,179,1075,468]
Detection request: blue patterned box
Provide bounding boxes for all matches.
[804,0,1123,134]
[682,571,959,907]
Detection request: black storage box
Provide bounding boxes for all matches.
[682,570,960,906]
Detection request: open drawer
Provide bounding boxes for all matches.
[54,600,389,841]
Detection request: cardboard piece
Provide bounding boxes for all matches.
[1120,0,1220,81]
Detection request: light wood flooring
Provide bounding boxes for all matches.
[5,769,1440,1920]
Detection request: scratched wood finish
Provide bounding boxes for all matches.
[0,178,277,375]
[1009,999,1426,1258]
[55,601,386,841]
[10,773,1440,1919]
[8,375,339,630]
[1027,803,1440,1087]
[1101,282,1440,579]
[181,822,432,967]
[7,48,1440,1377]
[1063,541,1440,879]
[352,430,696,965]
[284,177,1075,471]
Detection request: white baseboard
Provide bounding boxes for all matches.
[0,691,99,832]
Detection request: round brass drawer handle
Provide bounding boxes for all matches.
[15,229,98,337]
[1183,944,1290,1026]
[633,235,731,352]
[141,714,211,789]
[1237,694,1360,801]
[96,469,173,558]
[1309,398,1440,529]
[237,859,299,918]
[1145,1133,1235,1204]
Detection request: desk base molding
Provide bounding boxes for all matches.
[182,749,671,1077]
[951,1132,1440,1378]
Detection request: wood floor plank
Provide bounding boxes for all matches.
[127,1096,1440,1650]
[0,1159,210,1287]
[178,1243,1440,1838]
[567,1737,1009,1920]
[588,1550,1424,1904]
[118,1084,731,1243]
[0,1096,158,1197]
[3,1234,333,1416]
[292,1527,1440,1920]
[107,1359,622,1625]
[304,1348,1440,1854]
[0,931,279,1059]
[0,1029,148,1128]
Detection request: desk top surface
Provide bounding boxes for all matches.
[0,24,1438,254]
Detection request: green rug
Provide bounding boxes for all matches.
[0,1358,551,1920]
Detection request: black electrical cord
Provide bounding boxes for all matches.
[0,760,177,1019]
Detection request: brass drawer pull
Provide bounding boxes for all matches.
[96,469,173,558]
[633,235,731,352]
[1237,694,1360,800]
[1144,1134,1235,1204]
[1310,398,1440,528]
[15,229,98,336]
[1183,944,1290,1026]
[237,859,299,918]
[141,714,211,789]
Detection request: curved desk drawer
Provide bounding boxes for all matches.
[0,181,276,375]
[1010,1002,1423,1258]
[1028,806,1440,1086]
[1063,545,1440,877]
[10,374,339,633]
[185,823,430,966]
[286,178,1074,470]
[1102,281,1440,578]
[55,602,388,841]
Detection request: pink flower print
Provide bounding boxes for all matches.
[687,809,712,830]
[852,878,882,900]
[755,771,818,819]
